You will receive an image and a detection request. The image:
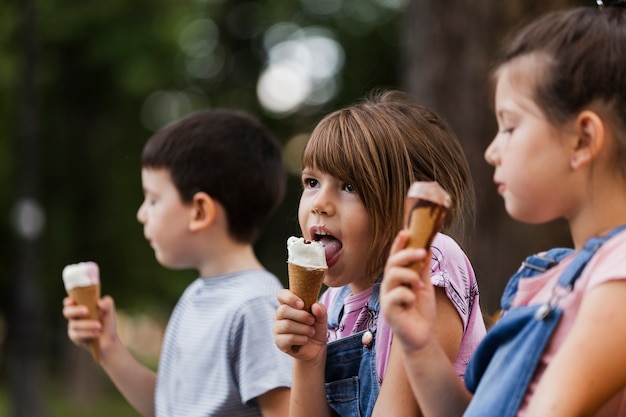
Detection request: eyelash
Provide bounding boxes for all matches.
[302,178,355,193]
[303,177,318,188]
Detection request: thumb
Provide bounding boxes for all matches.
[98,295,118,334]
[311,302,328,344]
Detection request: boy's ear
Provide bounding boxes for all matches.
[189,192,216,232]
[571,110,605,169]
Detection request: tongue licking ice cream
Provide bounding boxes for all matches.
[404,181,451,272]
[287,236,328,313]
[62,261,101,364]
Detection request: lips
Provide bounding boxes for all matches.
[310,225,343,268]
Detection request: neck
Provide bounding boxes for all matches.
[568,178,626,250]
[198,240,264,278]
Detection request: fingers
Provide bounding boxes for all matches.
[64,295,112,349]
[66,309,102,348]
[62,297,90,320]
[273,291,324,356]
[383,247,429,291]
[388,230,410,256]
[276,288,305,309]
[309,302,328,344]
[274,304,316,350]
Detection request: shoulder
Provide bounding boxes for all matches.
[179,271,283,314]
[430,233,476,283]
[224,269,284,298]
[583,229,626,290]
[431,233,468,259]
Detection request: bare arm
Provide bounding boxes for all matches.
[373,286,463,417]
[64,296,157,417]
[273,290,332,417]
[380,231,472,417]
[526,280,626,416]
[258,387,291,417]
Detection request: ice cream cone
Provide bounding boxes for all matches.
[286,236,327,352]
[288,262,326,312]
[67,284,101,364]
[404,182,451,272]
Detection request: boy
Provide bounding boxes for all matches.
[63,110,292,417]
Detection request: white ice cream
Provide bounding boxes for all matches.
[287,237,328,269]
[407,181,452,208]
[62,261,100,290]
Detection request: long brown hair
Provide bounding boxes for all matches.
[302,90,475,278]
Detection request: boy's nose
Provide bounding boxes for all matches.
[136,203,146,223]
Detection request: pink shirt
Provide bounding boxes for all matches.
[513,230,626,416]
[319,233,486,385]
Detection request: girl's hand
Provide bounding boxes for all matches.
[62,295,120,359]
[273,289,327,362]
[380,230,437,352]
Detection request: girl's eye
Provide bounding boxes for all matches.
[303,178,318,188]
[498,125,514,136]
[344,183,355,192]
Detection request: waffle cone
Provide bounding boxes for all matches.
[288,263,326,312]
[405,203,448,272]
[67,284,101,364]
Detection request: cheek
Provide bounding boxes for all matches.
[297,197,309,231]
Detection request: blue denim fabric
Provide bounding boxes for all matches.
[464,225,626,417]
[325,283,381,417]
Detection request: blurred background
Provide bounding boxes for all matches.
[1,0,588,415]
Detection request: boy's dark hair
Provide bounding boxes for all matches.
[141,109,285,244]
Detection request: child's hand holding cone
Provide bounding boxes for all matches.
[62,261,101,364]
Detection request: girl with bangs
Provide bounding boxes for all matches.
[273,90,486,417]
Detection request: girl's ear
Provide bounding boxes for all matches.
[189,192,216,232]
[571,110,605,169]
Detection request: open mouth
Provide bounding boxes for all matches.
[311,226,342,266]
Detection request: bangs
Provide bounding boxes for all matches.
[302,112,362,185]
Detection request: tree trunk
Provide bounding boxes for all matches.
[7,0,48,415]
[403,0,574,313]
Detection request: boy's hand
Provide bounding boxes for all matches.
[380,230,437,352]
[63,295,119,360]
[273,289,327,362]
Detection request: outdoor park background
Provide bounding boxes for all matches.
[1,0,588,415]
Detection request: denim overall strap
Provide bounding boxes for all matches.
[499,248,574,311]
[464,224,626,417]
[327,285,353,329]
[325,282,381,417]
[558,224,626,287]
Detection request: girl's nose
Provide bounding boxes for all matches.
[484,135,501,166]
[311,187,335,216]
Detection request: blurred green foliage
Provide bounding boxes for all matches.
[1,0,404,411]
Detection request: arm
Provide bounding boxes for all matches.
[373,285,464,417]
[258,387,291,417]
[526,280,626,416]
[380,231,472,417]
[63,295,157,417]
[273,290,333,417]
